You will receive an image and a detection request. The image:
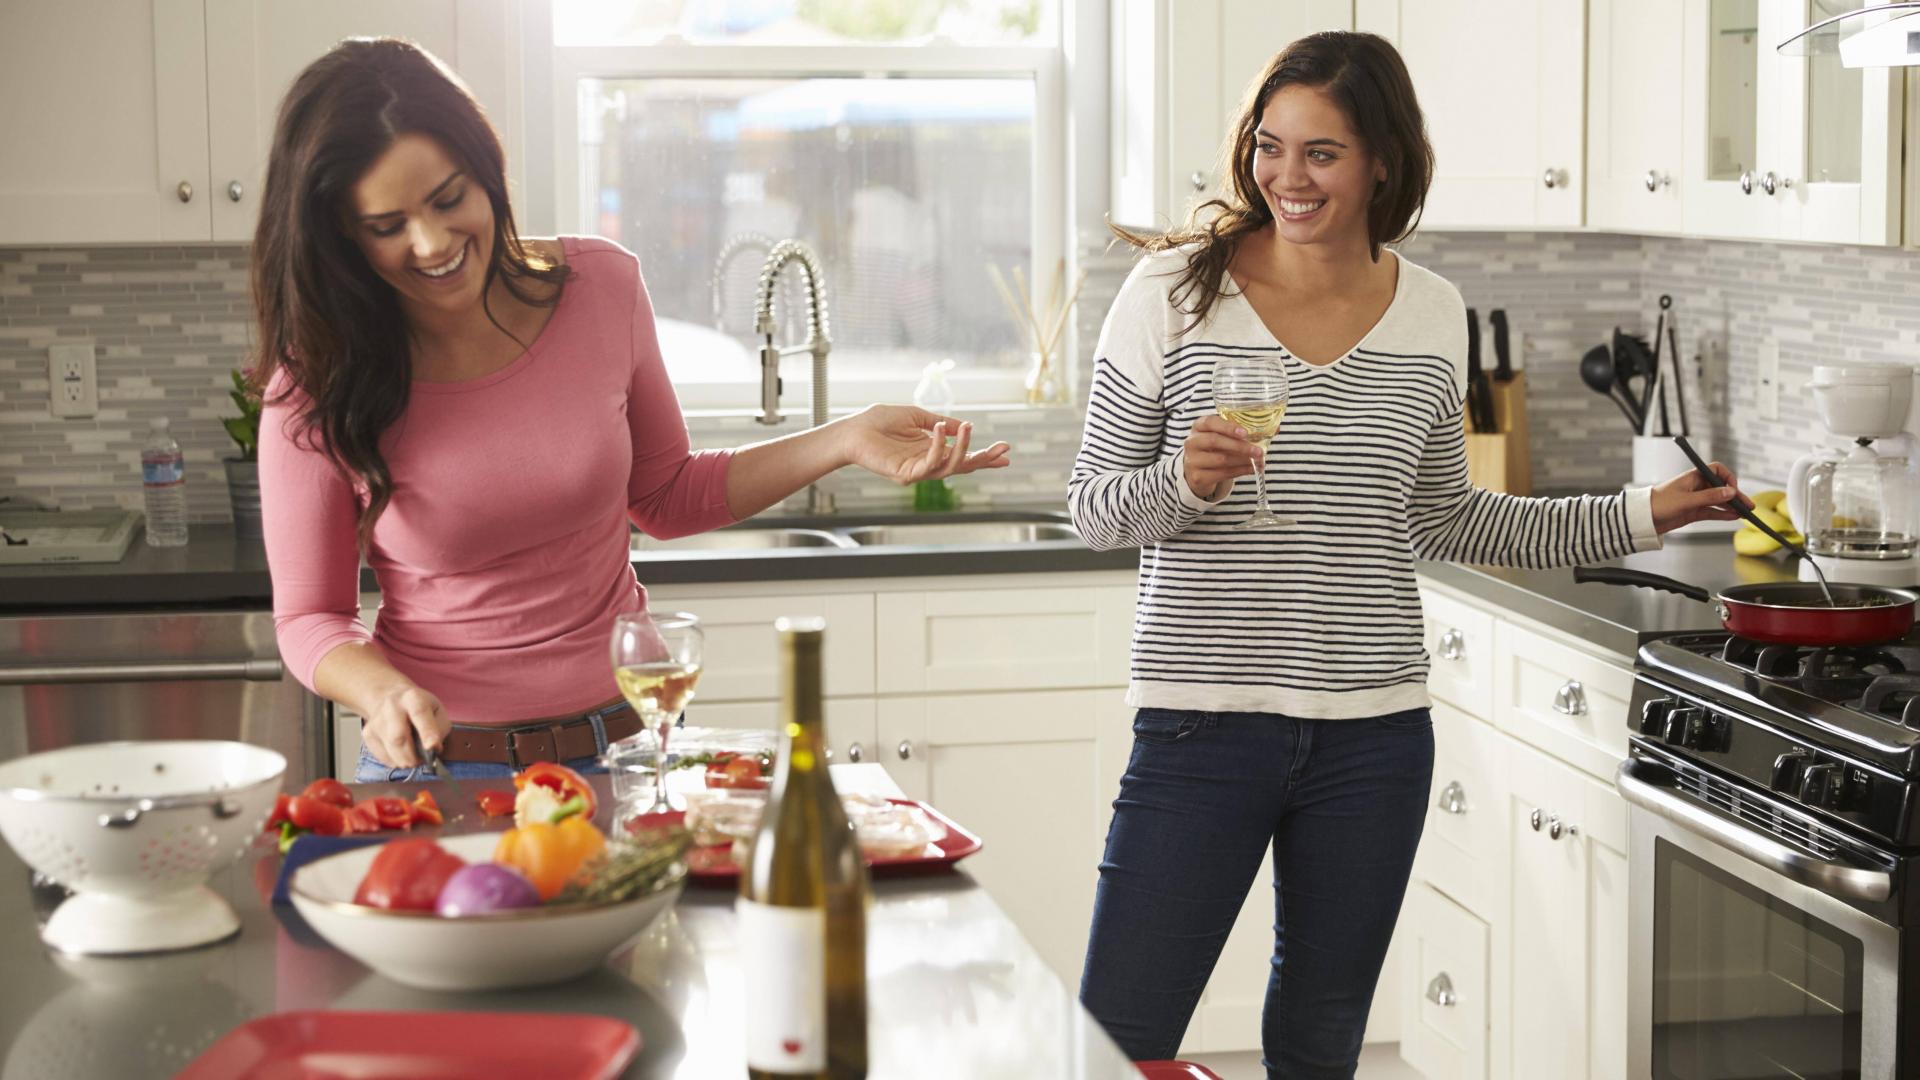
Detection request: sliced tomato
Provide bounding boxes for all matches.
[263,792,293,832]
[475,789,517,818]
[343,802,381,834]
[512,762,597,820]
[299,777,354,808]
[286,795,346,837]
[369,796,414,830]
[707,755,769,790]
[352,838,465,911]
[408,790,444,827]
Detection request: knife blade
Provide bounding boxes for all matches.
[1465,307,1496,432]
[413,732,468,822]
[1490,309,1513,381]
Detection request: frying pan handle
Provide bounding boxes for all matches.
[1572,565,1711,603]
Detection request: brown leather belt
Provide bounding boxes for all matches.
[438,699,641,768]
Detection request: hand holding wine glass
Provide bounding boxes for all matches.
[1211,354,1292,528]
[609,610,703,813]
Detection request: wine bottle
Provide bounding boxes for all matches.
[739,616,870,1079]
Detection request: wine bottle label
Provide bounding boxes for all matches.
[737,898,826,1072]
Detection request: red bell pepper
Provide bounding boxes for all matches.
[370,796,414,831]
[343,802,381,834]
[286,795,346,837]
[299,777,354,808]
[512,762,597,822]
[264,792,293,832]
[408,789,444,827]
[353,838,465,911]
[475,789,516,818]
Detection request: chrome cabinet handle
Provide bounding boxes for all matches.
[1548,815,1564,840]
[1542,167,1568,189]
[897,740,913,761]
[0,659,284,685]
[1189,170,1207,191]
[1762,171,1793,195]
[847,742,864,763]
[1530,808,1544,831]
[1437,780,1468,815]
[1552,679,1588,716]
[1740,170,1755,195]
[1437,628,1465,662]
[1644,169,1670,192]
[1425,972,1458,1007]
[227,180,243,202]
[176,180,193,203]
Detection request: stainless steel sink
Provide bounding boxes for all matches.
[843,522,1080,547]
[633,527,854,553]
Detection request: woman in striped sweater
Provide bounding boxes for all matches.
[1070,32,1745,1077]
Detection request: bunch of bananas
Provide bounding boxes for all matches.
[1733,490,1801,556]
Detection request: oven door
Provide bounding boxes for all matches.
[1619,755,1902,1080]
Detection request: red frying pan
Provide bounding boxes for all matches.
[1573,566,1917,647]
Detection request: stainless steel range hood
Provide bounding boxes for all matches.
[1778,2,1920,67]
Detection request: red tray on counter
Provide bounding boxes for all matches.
[178,1010,639,1080]
[631,798,983,884]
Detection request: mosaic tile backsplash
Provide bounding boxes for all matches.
[2,232,1915,523]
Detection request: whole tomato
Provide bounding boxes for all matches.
[353,838,466,911]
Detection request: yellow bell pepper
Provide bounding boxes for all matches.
[493,816,606,901]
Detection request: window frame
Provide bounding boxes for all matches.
[546,37,1067,410]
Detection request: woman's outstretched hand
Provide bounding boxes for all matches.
[1650,460,1755,534]
[842,405,1012,485]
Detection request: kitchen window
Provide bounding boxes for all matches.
[547,0,1065,409]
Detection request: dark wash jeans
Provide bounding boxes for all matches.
[1079,707,1435,1078]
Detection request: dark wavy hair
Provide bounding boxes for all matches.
[250,37,568,548]
[1115,31,1434,330]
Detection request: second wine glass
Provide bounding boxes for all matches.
[1212,353,1292,528]
[609,610,704,813]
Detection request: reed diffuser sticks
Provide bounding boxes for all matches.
[988,257,1086,405]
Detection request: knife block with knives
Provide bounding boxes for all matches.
[1463,308,1532,496]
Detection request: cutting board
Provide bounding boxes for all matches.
[1464,373,1532,496]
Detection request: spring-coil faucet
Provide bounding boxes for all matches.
[752,239,834,514]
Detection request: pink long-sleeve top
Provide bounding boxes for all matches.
[260,236,736,726]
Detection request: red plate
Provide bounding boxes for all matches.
[633,798,983,883]
[177,1010,639,1080]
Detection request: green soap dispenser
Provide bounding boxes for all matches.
[911,360,957,512]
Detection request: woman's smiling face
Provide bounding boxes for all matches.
[347,132,495,318]
[1250,84,1387,250]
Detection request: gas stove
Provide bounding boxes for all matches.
[1633,629,1920,851]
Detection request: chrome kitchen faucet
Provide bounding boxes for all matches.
[752,238,835,515]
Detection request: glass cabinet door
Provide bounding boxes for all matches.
[1683,0,1782,237]
[1705,0,1760,184]
[1778,0,1902,243]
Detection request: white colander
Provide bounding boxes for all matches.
[0,741,286,955]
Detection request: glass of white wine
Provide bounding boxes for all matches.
[610,610,703,813]
[1213,353,1292,528]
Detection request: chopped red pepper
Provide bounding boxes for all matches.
[343,802,381,834]
[475,789,516,818]
[408,789,444,827]
[370,796,414,830]
[286,795,346,837]
[512,762,597,821]
[264,792,293,832]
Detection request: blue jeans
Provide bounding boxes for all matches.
[1079,707,1434,1078]
[352,746,608,783]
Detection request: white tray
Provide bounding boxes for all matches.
[0,510,141,564]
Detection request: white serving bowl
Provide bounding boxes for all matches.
[289,832,684,991]
[0,740,286,955]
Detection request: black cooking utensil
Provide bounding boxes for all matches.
[1580,344,1643,430]
[1490,309,1513,381]
[1614,327,1658,432]
[1664,296,1689,436]
[1650,297,1671,436]
[1671,434,1835,606]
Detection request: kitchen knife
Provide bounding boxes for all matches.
[1490,309,1513,381]
[1466,307,1496,432]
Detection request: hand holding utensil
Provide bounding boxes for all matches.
[1671,435,1835,606]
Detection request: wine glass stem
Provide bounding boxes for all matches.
[650,711,673,810]
[1252,447,1273,516]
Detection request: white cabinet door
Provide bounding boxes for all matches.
[1587,0,1687,232]
[203,1,520,242]
[1583,769,1631,1080]
[1682,0,1783,238]
[1420,585,1497,719]
[1416,702,1510,921]
[643,590,875,702]
[1355,0,1585,228]
[1491,618,1634,783]
[0,0,212,244]
[1398,885,1491,1080]
[1773,0,1902,245]
[875,585,1132,694]
[1507,744,1590,1080]
[876,689,1119,986]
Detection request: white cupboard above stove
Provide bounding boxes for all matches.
[0,0,521,246]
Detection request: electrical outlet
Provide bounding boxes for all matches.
[1757,339,1780,421]
[48,343,97,419]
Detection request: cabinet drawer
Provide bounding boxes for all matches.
[1421,586,1496,718]
[1417,703,1508,920]
[644,591,874,702]
[1399,885,1490,1080]
[876,587,1132,694]
[1492,620,1632,782]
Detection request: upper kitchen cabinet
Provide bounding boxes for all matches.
[0,0,519,246]
[0,0,212,245]
[1355,0,1586,229]
[1681,0,1902,245]
[1588,0,1687,233]
[1109,0,1353,231]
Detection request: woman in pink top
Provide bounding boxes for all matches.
[254,39,1009,781]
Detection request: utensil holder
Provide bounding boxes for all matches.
[1633,435,1709,487]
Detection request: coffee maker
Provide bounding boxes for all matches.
[1785,362,1920,586]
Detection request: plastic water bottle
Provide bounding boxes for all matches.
[141,417,188,547]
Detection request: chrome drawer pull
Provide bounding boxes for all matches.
[1552,679,1587,716]
[1530,808,1544,831]
[847,742,864,763]
[1426,972,1458,1007]
[1437,780,1468,815]
[897,740,913,761]
[1437,628,1465,662]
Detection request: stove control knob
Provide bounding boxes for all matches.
[1638,698,1677,736]
[1663,707,1705,746]
[1770,750,1813,794]
[1799,763,1847,809]
[1685,709,1730,753]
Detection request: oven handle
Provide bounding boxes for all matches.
[1616,758,1892,904]
[0,659,284,685]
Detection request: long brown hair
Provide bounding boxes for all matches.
[250,37,568,548]
[1114,31,1434,330]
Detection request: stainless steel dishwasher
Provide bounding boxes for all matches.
[0,607,331,784]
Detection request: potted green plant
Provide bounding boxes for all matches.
[222,367,264,539]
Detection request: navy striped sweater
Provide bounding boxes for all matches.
[1068,249,1660,718]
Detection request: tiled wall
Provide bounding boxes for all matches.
[4,232,1915,521]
